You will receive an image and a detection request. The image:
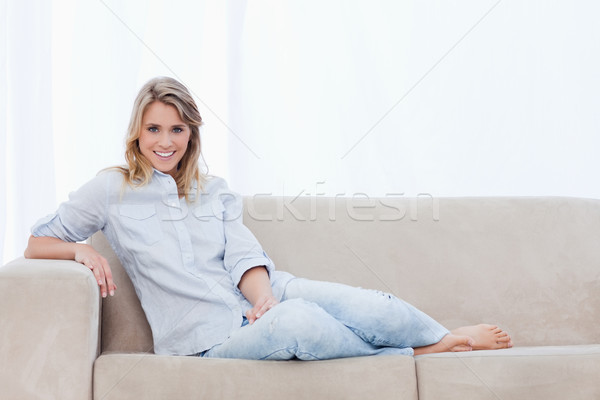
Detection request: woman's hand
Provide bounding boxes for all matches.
[246,293,279,324]
[238,266,278,324]
[74,243,117,298]
[25,235,117,298]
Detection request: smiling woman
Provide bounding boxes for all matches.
[138,102,191,179]
[23,76,513,360]
[117,77,205,203]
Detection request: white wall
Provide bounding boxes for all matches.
[3,0,600,263]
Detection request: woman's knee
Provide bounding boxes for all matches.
[265,298,330,342]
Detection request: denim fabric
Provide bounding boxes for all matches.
[202,278,449,360]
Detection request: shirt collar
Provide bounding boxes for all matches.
[152,168,199,201]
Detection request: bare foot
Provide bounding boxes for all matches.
[451,324,513,350]
[413,334,474,356]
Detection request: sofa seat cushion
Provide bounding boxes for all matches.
[415,344,600,400]
[94,353,417,400]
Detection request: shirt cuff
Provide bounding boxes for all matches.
[229,252,275,290]
[31,213,84,242]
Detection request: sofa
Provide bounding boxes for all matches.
[1,195,599,399]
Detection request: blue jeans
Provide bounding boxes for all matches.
[202,278,449,360]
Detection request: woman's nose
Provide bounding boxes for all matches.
[158,132,172,147]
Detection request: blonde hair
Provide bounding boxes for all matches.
[115,77,205,202]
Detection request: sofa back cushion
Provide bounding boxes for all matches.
[244,196,600,347]
[93,196,600,353]
[89,232,154,353]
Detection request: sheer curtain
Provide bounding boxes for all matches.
[0,0,5,265]
[3,1,600,264]
[3,0,54,265]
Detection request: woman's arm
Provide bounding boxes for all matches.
[25,235,116,298]
[238,266,279,324]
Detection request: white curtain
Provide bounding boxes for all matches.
[3,0,600,264]
[3,0,54,265]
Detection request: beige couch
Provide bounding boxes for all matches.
[2,196,600,399]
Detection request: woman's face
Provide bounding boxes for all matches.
[138,101,191,178]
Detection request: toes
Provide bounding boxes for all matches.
[496,338,513,348]
[496,334,511,342]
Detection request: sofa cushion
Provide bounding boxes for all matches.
[94,353,417,400]
[415,345,600,399]
[92,196,600,353]
[244,196,600,347]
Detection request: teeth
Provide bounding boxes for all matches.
[155,151,174,157]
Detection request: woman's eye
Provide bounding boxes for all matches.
[148,127,159,133]
[173,127,183,133]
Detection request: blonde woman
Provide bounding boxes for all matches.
[25,77,512,359]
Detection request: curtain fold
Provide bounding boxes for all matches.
[1,0,7,264]
[2,0,54,264]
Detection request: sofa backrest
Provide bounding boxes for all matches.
[92,196,600,353]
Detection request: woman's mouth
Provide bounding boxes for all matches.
[154,151,175,160]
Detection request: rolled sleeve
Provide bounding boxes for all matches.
[215,178,276,287]
[30,172,111,242]
[228,253,276,290]
[32,214,85,242]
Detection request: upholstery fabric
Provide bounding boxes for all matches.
[89,233,154,353]
[94,196,600,354]
[94,353,417,400]
[415,345,600,399]
[243,196,600,347]
[0,259,100,400]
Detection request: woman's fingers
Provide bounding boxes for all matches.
[90,262,109,298]
[247,295,279,324]
[75,244,116,298]
[100,257,116,296]
[255,297,276,318]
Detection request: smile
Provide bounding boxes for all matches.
[154,151,175,158]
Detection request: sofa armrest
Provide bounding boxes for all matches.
[0,258,101,400]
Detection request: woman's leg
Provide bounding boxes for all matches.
[282,278,450,349]
[283,278,511,352]
[202,298,413,360]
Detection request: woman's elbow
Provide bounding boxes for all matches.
[24,235,38,259]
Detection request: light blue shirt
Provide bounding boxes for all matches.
[31,169,294,356]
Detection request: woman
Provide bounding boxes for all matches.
[25,77,512,359]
